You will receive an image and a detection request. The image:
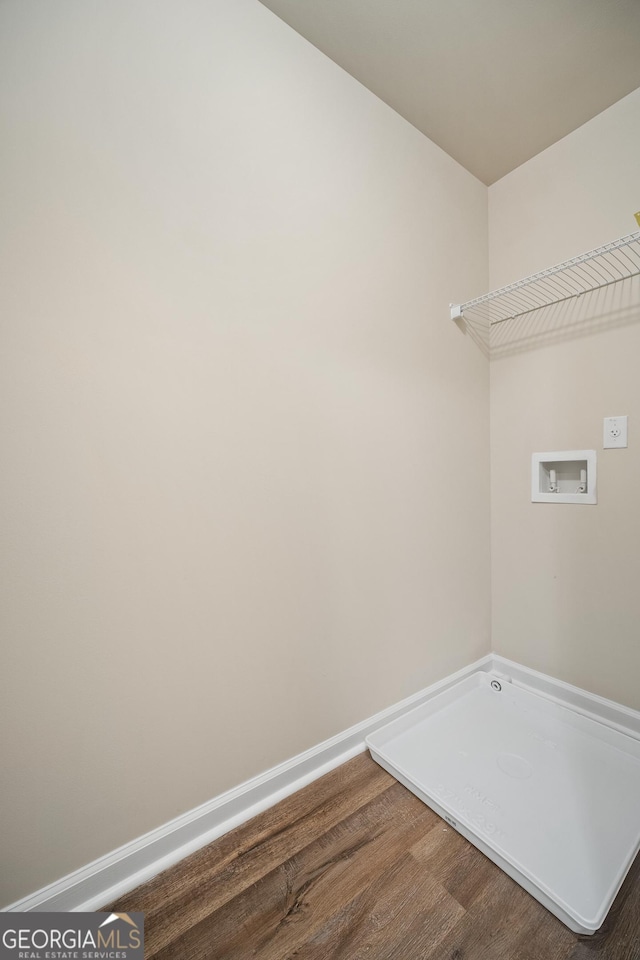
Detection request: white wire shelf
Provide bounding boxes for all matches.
[451,231,640,327]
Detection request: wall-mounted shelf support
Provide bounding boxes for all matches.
[451,231,640,328]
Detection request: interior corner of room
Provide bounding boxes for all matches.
[1,0,639,942]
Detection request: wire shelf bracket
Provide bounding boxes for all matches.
[450,231,640,328]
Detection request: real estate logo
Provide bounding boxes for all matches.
[0,912,144,960]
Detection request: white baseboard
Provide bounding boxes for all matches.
[4,654,493,914]
[9,652,637,915]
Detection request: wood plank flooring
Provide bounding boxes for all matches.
[106,753,640,959]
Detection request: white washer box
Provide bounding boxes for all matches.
[531,450,597,504]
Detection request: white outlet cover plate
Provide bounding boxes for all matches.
[603,416,628,448]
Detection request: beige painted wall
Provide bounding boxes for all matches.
[489,88,640,710]
[0,0,489,905]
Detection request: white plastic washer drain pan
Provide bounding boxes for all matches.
[366,672,640,934]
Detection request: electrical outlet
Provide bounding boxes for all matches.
[603,416,628,449]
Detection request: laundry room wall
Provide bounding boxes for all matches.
[489,88,640,709]
[0,0,489,905]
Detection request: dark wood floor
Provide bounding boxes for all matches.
[106,753,640,959]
